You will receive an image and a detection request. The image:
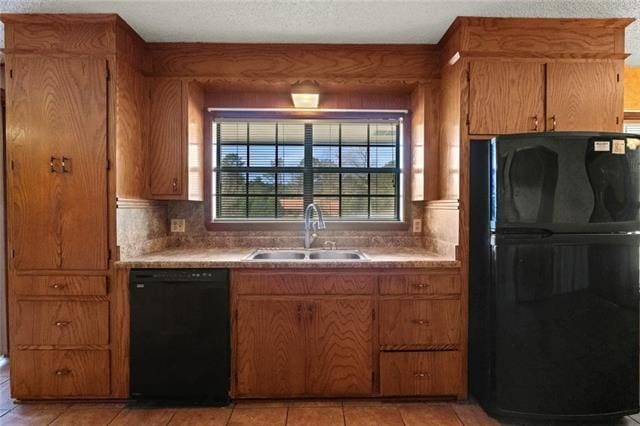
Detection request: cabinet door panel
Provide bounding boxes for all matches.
[148,78,184,197]
[547,62,622,132]
[469,61,545,135]
[236,299,306,396]
[306,299,373,395]
[6,56,108,270]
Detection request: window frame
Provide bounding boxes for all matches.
[204,110,411,231]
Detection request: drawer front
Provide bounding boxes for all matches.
[380,351,461,396]
[14,301,109,346]
[379,299,460,346]
[12,350,110,397]
[379,274,460,295]
[234,272,375,295]
[13,275,107,296]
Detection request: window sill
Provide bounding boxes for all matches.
[205,220,410,232]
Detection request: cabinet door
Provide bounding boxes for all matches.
[306,299,374,395]
[469,61,545,135]
[547,62,623,132]
[148,78,184,197]
[6,56,108,270]
[236,299,306,396]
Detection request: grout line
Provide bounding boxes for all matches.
[165,409,177,426]
[449,402,465,426]
[283,406,289,426]
[107,407,125,425]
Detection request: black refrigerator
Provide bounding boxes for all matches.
[469,132,640,422]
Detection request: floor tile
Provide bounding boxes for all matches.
[0,404,70,426]
[49,406,122,425]
[398,403,463,426]
[228,407,287,425]
[168,407,232,426]
[109,408,176,426]
[343,405,404,426]
[286,406,344,426]
[0,381,15,411]
[450,402,499,425]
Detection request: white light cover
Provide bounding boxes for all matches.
[291,93,320,108]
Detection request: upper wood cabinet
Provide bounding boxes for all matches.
[468,60,623,135]
[469,61,545,135]
[6,56,109,271]
[235,297,374,397]
[547,62,623,132]
[147,78,204,200]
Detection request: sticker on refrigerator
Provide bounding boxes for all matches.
[612,139,626,154]
[627,138,640,151]
[594,141,610,151]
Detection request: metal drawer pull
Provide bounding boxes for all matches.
[414,372,430,379]
[411,319,430,325]
[61,157,70,173]
[413,283,429,289]
[51,283,67,290]
[55,368,71,376]
[54,321,71,327]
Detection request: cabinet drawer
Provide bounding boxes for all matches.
[13,275,107,296]
[380,351,461,396]
[234,272,375,295]
[379,300,460,347]
[379,274,460,295]
[14,301,109,346]
[12,350,110,397]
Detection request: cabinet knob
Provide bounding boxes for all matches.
[411,319,430,326]
[551,115,557,131]
[54,321,71,327]
[55,368,71,376]
[51,283,67,290]
[531,115,539,132]
[61,157,70,173]
[414,372,430,379]
[171,178,178,192]
[413,283,429,289]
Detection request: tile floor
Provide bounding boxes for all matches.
[0,358,636,425]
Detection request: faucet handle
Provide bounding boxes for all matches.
[324,240,337,250]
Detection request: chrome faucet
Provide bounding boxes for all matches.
[304,203,326,249]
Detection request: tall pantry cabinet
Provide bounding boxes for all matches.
[1,14,145,399]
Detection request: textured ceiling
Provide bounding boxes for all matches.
[1,0,639,65]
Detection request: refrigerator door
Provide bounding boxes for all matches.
[490,233,639,421]
[492,132,640,233]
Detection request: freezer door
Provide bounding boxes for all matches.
[492,132,640,233]
[491,234,639,420]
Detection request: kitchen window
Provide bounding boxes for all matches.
[208,118,403,224]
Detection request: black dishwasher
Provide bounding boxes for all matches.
[130,269,230,406]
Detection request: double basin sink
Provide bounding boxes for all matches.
[247,249,368,261]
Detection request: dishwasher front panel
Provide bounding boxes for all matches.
[130,269,230,405]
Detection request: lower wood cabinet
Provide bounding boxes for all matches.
[379,351,462,396]
[11,350,110,398]
[235,297,374,397]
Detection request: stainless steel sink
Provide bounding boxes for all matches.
[247,249,368,261]
[249,251,306,260]
[308,251,365,260]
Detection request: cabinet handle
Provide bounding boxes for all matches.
[414,372,430,379]
[551,115,557,131]
[54,321,71,327]
[296,304,303,322]
[531,115,539,131]
[306,304,315,321]
[50,156,57,173]
[61,157,70,173]
[50,283,67,290]
[171,178,178,192]
[413,283,429,290]
[55,368,71,376]
[411,319,430,326]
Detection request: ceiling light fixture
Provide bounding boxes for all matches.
[291,80,320,108]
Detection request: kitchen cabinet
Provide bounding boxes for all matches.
[6,55,109,271]
[147,78,204,200]
[468,60,623,135]
[469,61,545,135]
[233,271,375,397]
[547,61,623,131]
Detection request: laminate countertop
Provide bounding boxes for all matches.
[115,247,460,269]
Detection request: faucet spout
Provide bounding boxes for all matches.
[304,203,326,249]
